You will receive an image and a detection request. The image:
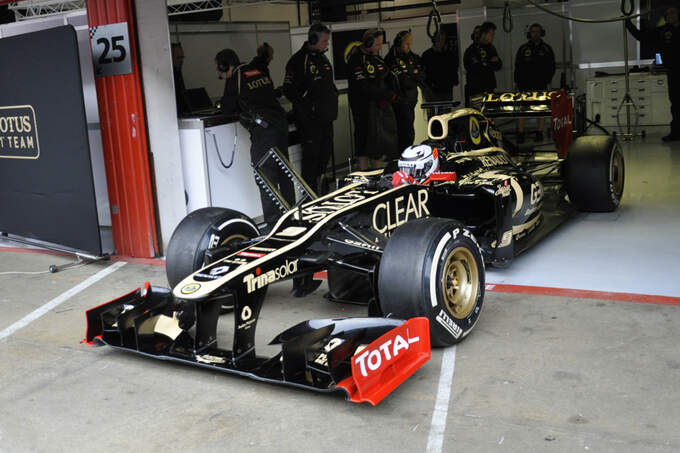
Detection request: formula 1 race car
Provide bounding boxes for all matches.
[83,89,624,405]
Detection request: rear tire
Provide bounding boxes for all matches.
[564,135,625,212]
[166,207,260,289]
[378,218,485,347]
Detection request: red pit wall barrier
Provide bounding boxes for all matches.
[86,0,158,257]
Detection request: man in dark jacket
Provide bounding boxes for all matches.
[385,30,427,152]
[283,23,338,193]
[514,23,555,142]
[216,48,294,227]
[463,22,502,106]
[172,43,189,115]
[421,29,459,101]
[347,28,400,170]
[252,42,274,74]
[626,7,680,141]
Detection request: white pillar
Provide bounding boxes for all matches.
[134,0,187,255]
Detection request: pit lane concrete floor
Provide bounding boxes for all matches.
[486,127,680,297]
[1,250,679,453]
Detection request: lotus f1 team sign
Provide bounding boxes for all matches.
[0,105,40,159]
[89,22,132,77]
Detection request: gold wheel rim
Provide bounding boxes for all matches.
[219,233,248,248]
[441,246,479,319]
[611,148,624,199]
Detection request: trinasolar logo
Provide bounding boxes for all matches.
[0,105,40,159]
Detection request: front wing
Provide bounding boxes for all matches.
[83,283,430,406]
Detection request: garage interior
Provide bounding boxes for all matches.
[1,0,679,452]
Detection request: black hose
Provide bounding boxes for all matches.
[503,2,513,33]
[426,0,441,43]
[620,0,635,17]
[524,0,641,23]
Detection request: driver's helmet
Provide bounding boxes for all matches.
[397,144,439,182]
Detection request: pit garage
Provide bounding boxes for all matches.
[1,1,679,452]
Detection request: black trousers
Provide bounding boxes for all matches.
[249,124,295,224]
[668,70,679,135]
[393,103,415,153]
[351,102,398,160]
[297,119,334,194]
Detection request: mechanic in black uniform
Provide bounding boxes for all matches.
[514,23,555,143]
[171,42,189,115]
[463,22,502,107]
[252,42,274,73]
[283,23,338,194]
[347,28,400,170]
[626,7,680,142]
[421,29,459,101]
[463,25,481,106]
[385,30,427,152]
[216,48,295,228]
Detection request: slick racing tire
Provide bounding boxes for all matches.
[378,218,485,347]
[166,207,260,289]
[564,135,624,212]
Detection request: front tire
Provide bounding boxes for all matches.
[564,135,625,212]
[165,207,260,289]
[378,218,485,347]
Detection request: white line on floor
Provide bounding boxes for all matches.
[426,346,457,453]
[0,261,127,342]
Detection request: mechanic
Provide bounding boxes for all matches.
[385,30,427,152]
[283,23,338,194]
[463,25,481,106]
[463,22,502,107]
[421,29,459,101]
[216,48,295,229]
[347,28,400,170]
[253,42,274,73]
[171,42,189,116]
[514,23,556,143]
[626,7,680,142]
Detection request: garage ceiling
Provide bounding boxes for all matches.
[5,0,296,20]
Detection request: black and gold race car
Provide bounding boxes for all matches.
[83,90,624,405]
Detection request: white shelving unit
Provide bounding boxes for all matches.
[586,72,671,128]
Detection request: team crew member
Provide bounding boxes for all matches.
[385,30,427,152]
[216,48,294,228]
[283,23,338,194]
[347,28,400,170]
[463,22,502,106]
[252,42,274,73]
[514,23,555,143]
[626,7,680,142]
[421,29,459,101]
[463,25,481,106]
[171,43,189,115]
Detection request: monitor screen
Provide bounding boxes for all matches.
[184,87,213,111]
[655,53,663,65]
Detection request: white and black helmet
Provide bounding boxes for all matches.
[397,144,439,182]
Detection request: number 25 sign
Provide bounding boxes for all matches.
[89,22,132,77]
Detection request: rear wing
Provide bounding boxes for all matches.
[472,90,574,157]
[471,90,556,118]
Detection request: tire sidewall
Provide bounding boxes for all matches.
[166,208,259,289]
[606,142,624,209]
[421,225,485,346]
[196,216,260,268]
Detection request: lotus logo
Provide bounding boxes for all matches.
[180,283,201,294]
[469,116,481,145]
